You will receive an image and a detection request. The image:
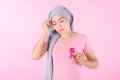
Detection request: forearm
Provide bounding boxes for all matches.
[82,59,98,69]
[32,31,48,60]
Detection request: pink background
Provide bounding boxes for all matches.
[0,0,120,80]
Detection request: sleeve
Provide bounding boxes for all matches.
[83,35,92,53]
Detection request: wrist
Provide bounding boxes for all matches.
[82,59,86,65]
[43,30,49,35]
[78,59,86,65]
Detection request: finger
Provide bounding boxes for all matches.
[75,52,82,56]
[74,52,80,55]
[76,54,84,60]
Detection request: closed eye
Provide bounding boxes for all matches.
[53,23,56,25]
[60,20,64,23]
[51,21,57,25]
[52,22,57,25]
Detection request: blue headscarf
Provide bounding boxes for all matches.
[45,5,74,80]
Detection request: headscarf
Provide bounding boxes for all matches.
[45,5,74,80]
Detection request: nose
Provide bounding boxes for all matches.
[57,23,62,28]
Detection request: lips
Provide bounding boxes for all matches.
[58,29,64,32]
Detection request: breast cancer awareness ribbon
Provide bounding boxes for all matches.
[69,48,75,59]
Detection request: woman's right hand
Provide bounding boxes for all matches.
[42,19,51,33]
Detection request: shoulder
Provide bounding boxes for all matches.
[75,32,88,40]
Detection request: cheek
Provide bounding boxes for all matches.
[53,25,59,31]
[63,22,70,29]
[65,21,70,26]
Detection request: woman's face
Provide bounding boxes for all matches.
[51,14,71,34]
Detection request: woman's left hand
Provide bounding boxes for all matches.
[75,52,85,65]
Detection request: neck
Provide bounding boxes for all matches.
[60,31,73,38]
[59,31,77,44]
[60,30,77,40]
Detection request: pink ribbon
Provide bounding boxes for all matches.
[69,48,75,59]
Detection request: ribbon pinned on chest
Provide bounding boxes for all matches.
[69,48,76,59]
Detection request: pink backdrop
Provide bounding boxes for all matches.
[0,0,120,80]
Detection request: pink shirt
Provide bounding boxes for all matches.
[52,33,91,80]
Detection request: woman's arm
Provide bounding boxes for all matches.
[75,49,98,69]
[83,49,98,69]
[32,31,48,60]
[32,20,50,60]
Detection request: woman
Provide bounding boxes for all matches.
[32,5,98,80]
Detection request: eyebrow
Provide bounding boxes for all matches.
[51,17,64,22]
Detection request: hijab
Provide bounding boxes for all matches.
[45,5,74,80]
